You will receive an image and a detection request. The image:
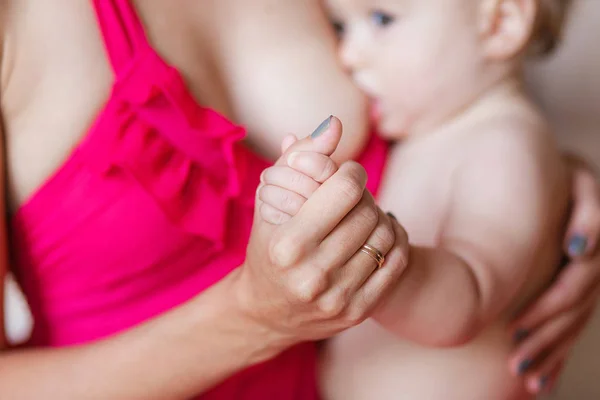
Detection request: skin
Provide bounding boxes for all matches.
[0,1,408,398]
[263,96,569,400]
[0,0,599,397]
[260,0,571,398]
[271,0,600,394]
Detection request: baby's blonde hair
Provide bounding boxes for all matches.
[529,0,573,57]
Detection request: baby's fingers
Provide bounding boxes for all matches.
[281,134,298,154]
[261,166,321,199]
[260,203,292,225]
[287,151,339,183]
[258,150,340,226]
[258,185,307,222]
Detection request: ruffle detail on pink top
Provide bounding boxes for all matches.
[84,50,255,248]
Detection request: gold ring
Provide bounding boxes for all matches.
[360,244,385,269]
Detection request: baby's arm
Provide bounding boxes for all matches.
[373,132,570,347]
[260,126,569,348]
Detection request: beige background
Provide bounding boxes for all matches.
[3,1,599,397]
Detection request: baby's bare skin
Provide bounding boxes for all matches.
[257,1,575,396]
[259,81,569,400]
[320,87,569,400]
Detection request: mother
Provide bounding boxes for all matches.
[0,1,598,399]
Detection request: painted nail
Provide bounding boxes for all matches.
[568,235,588,257]
[518,359,533,375]
[539,375,549,391]
[387,212,397,221]
[311,116,332,139]
[513,329,529,343]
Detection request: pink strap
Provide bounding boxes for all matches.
[92,0,149,74]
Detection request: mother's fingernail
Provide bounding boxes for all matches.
[568,234,588,257]
[387,212,397,221]
[518,359,533,375]
[513,329,529,343]
[311,116,332,139]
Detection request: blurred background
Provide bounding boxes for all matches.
[4,1,599,398]
[524,1,600,398]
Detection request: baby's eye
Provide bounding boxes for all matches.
[331,20,345,36]
[370,10,395,28]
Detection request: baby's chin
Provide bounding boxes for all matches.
[374,115,410,140]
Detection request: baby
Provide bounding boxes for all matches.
[259,0,572,399]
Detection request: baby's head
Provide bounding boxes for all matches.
[326,0,572,137]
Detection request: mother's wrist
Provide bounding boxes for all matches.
[221,268,293,364]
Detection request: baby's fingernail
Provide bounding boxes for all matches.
[568,234,588,257]
[311,116,332,139]
[386,212,397,221]
[513,329,529,343]
[518,359,533,375]
[287,152,299,167]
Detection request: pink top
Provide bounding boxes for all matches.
[9,1,389,398]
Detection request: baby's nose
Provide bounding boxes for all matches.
[339,33,369,72]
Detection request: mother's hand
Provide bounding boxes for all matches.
[234,117,410,357]
[509,155,600,394]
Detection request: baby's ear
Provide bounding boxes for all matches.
[478,0,538,60]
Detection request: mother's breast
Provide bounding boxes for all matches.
[209,0,370,162]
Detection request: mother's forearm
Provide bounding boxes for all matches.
[0,270,280,400]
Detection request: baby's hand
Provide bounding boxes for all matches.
[258,116,341,225]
